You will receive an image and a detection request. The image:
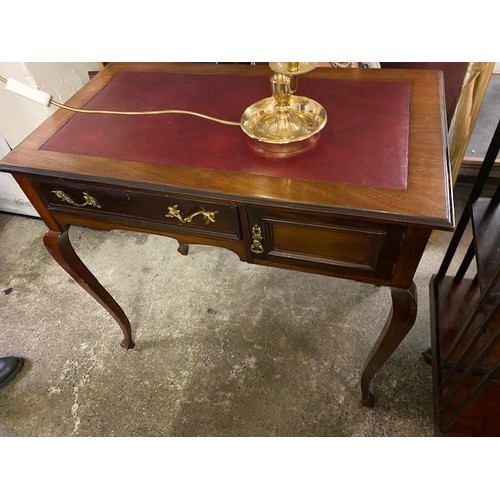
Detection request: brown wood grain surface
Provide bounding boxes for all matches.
[1,63,453,230]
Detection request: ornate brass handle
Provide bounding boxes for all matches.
[250,224,264,254]
[165,204,218,225]
[52,190,102,208]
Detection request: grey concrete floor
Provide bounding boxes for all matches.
[467,73,500,160]
[0,191,470,437]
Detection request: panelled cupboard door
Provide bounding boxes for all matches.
[246,206,405,284]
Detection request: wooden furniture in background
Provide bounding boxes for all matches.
[381,62,496,184]
[430,117,500,436]
[449,63,495,183]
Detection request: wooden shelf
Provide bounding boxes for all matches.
[430,275,500,436]
[431,117,500,436]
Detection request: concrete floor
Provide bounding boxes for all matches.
[0,194,468,437]
[467,73,500,160]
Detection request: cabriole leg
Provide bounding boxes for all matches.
[43,229,134,349]
[360,281,418,407]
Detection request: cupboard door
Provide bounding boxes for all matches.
[247,206,404,283]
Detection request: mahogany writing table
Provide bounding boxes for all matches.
[0,63,454,407]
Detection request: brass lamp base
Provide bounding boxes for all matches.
[240,62,327,153]
[240,96,327,152]
[268,62,318,76]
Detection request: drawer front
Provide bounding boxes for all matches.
[36,179,241,239]
[247,207,405,282]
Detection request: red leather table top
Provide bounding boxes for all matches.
[41,71,410,190]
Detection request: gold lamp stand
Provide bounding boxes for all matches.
[240,62,327,153]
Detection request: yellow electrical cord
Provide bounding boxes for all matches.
[0,75,241,127]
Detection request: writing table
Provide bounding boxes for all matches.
[0,63,454,407]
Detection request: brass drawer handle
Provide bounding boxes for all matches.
[52,190,102,208]
[165,204,218,225]
[250,224,264,254]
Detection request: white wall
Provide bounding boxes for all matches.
[0,62,99,147]
[0,62,99,215]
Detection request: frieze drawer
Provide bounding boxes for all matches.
[36,179,241,239]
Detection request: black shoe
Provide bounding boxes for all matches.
[0,357,24,389]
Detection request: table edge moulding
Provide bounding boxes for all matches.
[0,63,454,409]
